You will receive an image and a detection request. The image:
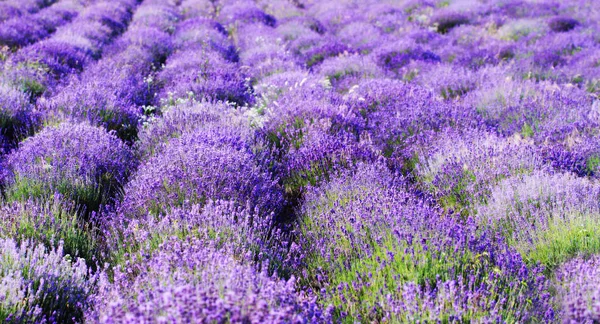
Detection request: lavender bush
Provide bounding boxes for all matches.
[555,256,600,322]
[41,0,179,142]
[0,0,83,49]
[3,122,135,214]
[0,238,94,323]
[0,82,40,154]
[297,163,552,322]
[136,99,237,158]
[478,171,600,272]
[0,195,99,264]
[87,237,328,323]
[120,126,282,219]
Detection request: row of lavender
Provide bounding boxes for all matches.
[1,0,600,322]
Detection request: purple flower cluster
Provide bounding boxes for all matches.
[12,0,138,83]
[0,195,99,263]
[0,238,94,323]
[479,172,600,240]
[157,48,251,105]
[296,163,552,322]
[87,236,328,323]
[155,4,252,106]
[105,200,278,265]
[413,128,545,214]
[0,0,56,23]
[119,125,282,218]
[0,0,83,49]
[0,82,41,154]
[136,99,235,158]
[2,122,134,213]
[39,2,178,141]
[555,256,600,322]
[0,0,140,151]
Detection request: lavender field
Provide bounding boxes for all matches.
[1,0,600,322]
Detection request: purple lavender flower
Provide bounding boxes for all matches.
[542,135,600,178]
[478,171,600,271]
[372,40,441,73]
[172,17,236,61]
[336,22,384,54]
[555,256,600,322]
[0,82,41,153]
[317,54,383,92]
[1,0,597,321]
[103,198,295,277]
[33,0,81,31]
[290,34,350,68]
[7,0,138,96]
[0,16,49,48]
[416,63,478,100]
[430,11,470,34]
[110,25,173,60]
[344,78,479,174]
[76,0,135,37]
[180,0,214,19]
[0,0,81,48]
[296,163,552,322]
[3,122,135,214]
[306,1,358,33]
[136,100,234,159]
[0,0,57,23]
[16,39,92,77]
[0,195,99,263]
[157,49,252,105]
[87,236,329,323]
[39,0,181,142]
[413,129,545,214]
[0,238,94,323]
[218,0,276,28]
[120,126,282,218]
[130,2,179,32]
[297,162,428,277]
[240,42,297,82]
[42,68,144,142]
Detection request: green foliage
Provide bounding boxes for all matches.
[19,78,46,101]
[307,53,324,68]
[521,216,600,274]
[521,122,534,138]
[586,155,600,175]
[585,79,600,95]
[5,176,111,217]
[440,84,470,100]
[99,109,138,143]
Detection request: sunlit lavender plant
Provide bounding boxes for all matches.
[3,122,135,214]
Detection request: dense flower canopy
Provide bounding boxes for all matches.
[3,122,135,213]
[1,0,600,322]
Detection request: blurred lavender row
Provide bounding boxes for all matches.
[0,0,57,24]
[0,0,87,49]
